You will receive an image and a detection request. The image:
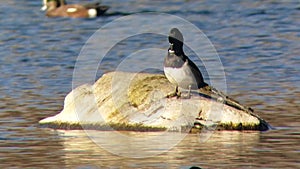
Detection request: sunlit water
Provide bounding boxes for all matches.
[0,0,299,168]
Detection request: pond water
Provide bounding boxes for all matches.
[0,0,299,168]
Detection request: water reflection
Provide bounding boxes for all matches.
[55,130,262,168]
[0,127,66,168]
[1,128,298,168]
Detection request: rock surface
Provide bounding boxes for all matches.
[39,71,271,131]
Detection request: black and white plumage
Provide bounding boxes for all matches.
[164,28,208,94]
[163,28,259,114]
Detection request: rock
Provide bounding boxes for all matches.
[39,71,271,131]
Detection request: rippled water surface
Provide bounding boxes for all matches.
[0,0,299,168]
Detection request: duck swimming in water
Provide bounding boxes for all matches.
[41,0,109,18]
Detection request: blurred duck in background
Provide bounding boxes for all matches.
[41,0,109,18]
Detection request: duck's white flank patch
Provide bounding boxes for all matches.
[41,5,47,11]
[88,9,97,18]
[67,8,77,13]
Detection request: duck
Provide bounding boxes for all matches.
[41,0,109,18]
[164,28,208,98]
[163,28,259,117]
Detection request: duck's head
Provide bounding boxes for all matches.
[168,28,184,47]
[41,0,67,11]
[168,28,184,55]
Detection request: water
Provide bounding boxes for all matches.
[0,0,299,168]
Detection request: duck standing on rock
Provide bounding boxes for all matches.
[41,0,109,18]
[164,28,255,115]
[164,28,208,98]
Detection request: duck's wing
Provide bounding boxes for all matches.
[186,57,207,88]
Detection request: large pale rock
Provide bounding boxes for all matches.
[39,71,271,131]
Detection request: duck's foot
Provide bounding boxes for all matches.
[166,86,181,98]
[166,92,177,98]
[179,92,191,99]
[179,85,192,99]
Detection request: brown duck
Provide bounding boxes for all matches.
[41,0,109,18]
